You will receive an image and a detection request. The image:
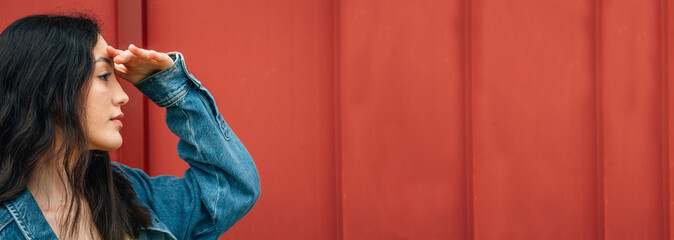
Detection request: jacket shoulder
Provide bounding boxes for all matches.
[0,203,12,231]
[0,203,18,238]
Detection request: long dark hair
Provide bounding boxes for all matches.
[0,14,151,239]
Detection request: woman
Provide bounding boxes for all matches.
[0,14,260,240]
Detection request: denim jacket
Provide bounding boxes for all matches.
[0,52,261,239]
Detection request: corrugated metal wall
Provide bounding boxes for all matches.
[1,0,673,239]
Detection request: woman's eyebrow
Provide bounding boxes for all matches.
[95,57,113,67]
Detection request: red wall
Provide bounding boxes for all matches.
[143,1,339,238]
[1,0,674,239]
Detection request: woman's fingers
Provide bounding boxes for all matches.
[128,44,173,69]
[129,44,154,60]
[149,50,174,68]
[113,50,135,64]
[149,50,161,60]
[110,44,172,83]
[113,44,164,63]
[106,46,123,59]
[114,63,128,75]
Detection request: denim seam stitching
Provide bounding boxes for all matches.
[193,226,215,237]
[219,119,231,141]
[157,84,189,108]
[177,53,201,87]
[149,63,179,83]
[194,90,226,137]
[0,213,12,232]
[4,202,31,239]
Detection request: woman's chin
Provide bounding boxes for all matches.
[89,138,123,151]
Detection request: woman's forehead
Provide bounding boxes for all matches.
[93,35,109,59]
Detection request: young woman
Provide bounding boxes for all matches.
[0,14,260,240]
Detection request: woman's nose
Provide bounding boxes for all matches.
[118,89,129,106]
[113,78,130,106]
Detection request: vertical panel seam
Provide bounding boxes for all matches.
[594,0,606,239]
[464,0,475,239]
[141,0,149,172]
[141,0,148,48]
[143,97,149,171]
[661,0,671,238]
[333,0,344,239]
[117,0,148,170]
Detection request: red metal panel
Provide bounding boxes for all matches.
[339,0,467,239]
[0,0,117,38]
[471,0,599,238]
[116,0,148,171]
[602,0,668,238]
[144,0,339,238]
[669,1,674,238]
[2,0,674,239]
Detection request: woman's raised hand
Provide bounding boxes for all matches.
[106,44,174,84]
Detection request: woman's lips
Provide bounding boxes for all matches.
[112,119,123,127]
[111,113,124,127]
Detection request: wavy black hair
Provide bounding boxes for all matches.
[0,14,151,239]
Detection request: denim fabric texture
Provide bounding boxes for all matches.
[0,52,261,240]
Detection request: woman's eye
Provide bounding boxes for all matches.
[98,73,111,81]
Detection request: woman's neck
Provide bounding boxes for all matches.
[27,158,100,239]
[27,161,70,213]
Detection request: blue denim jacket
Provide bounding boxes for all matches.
[0,52,261,239]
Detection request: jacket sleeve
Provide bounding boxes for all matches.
[113,52,260,239]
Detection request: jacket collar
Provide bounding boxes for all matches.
[4,189,58,239]
[3,189,176,240]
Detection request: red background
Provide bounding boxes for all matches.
[1,0,674,239]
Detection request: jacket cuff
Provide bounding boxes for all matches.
[134,52,203,108]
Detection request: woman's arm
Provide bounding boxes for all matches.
[109,48,260,239]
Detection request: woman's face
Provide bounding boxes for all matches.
[86,36,129,151]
